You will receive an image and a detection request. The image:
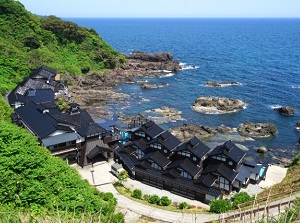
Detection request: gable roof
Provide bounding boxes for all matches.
[177,137,211,159]
[195,174,218,187]
[149,131,181,152]
[14,101,59,139]
[140,151,171,168]
[126,138,149,152]
[30,65,57,80]
[209,140,246,164]
[76,122,106,137]
[168,158,202,178]
[52,108,94,127]
[138,120,164,139]
[203,163,238,182]
[85,139,112,159]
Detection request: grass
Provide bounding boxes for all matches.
[257,163,300,199]
[113,182,208,215]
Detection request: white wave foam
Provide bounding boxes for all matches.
[159,73,175,78]
[291,86,300,89]
[204,82,242,87]
[181,65,199,70]
[179,62,186,66]
[269,104,282,109]
[157,70,172,73]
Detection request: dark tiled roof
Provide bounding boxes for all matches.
[76,123,106,137]
[23,79,55,91]
[195,174,217,187]
[235,165,251,183]
[24,89,55,103]
[177,137,211,159]
[139,120,164,139]
[7,91,26,105]
[209,140,246,164]
[53,109,94,127]
[86,139,112,159]
[168,158,202,177]
[141,151,171,168]
[14,101,58,139]
[133,167,221,197]
[130,138,149,151]
[30,65,57,80]
[203,163,238,182]
[149,131,181,152]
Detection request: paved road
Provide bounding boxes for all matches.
[72,162,298,223]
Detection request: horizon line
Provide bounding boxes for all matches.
[62,16,300,19]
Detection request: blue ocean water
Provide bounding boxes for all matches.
[69,18,300,162]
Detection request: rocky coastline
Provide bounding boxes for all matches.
[192,97,245,114]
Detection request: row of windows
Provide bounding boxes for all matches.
[136,149,145,159]
[212,155,227,161]
[48,140,76,150]
[135,132,145,137]
[178,151,191,157]
[150,143,161,149]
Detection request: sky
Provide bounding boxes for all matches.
[18,0,300,18]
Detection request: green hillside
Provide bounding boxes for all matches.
[0,0,125,221]
[0,0,126,95]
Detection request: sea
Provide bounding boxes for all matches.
[68,18,300,163]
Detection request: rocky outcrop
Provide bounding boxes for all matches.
[170,124,219,142]
[205,81,241,87]
[257,146,268,154]
[274,106,295,115]
[192,97,245,114]
[295,121,300,130]
[237,121,278,138]
[152,106,186,122]
[124,51,181,75]
[140,83,168,89]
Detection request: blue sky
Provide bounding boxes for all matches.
[18,0,300,18]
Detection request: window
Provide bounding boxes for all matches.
[164,149,168,153]
[228,161,233,166]
[151,162,161,170]
[136,149,144,159]
[178,151,191,157]
[180,171,192,179]
[135,132,145,137]
[212,155,226,161]
[193,157,197,161]
[150,143,161,149]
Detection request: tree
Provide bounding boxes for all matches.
[209,199,232,213]
[117,170,129,185]
[232,192,253,208]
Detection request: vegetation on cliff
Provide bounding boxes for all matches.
[0,0,126,95]
[0,0,125,221]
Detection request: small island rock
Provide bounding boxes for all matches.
[257,146,268,154]
[205,81,240,87]
[192,97,245,114]
[237,121,278,138]
[274,106,295,115]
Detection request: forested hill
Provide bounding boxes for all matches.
[0,0,126,95]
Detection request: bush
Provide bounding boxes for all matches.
[143,194,150,201]
[160,196,172,206]
[232,192,253,208]
[148,195,160,205]
[132,189,142,199]
[178,202,188,209]
[209,199,232,213]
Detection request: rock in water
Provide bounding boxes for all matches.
[237,121,278,138]
[274,106,295,115]
[257,146,268,154]
[192,97,245,114]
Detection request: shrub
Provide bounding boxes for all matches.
[209,199,232,213]
[178,202,188,209]
[132,189,142,199]
[148,195,160,205]
[143,194,150,201]
[160,196,172,206]
[232,192,253,208]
